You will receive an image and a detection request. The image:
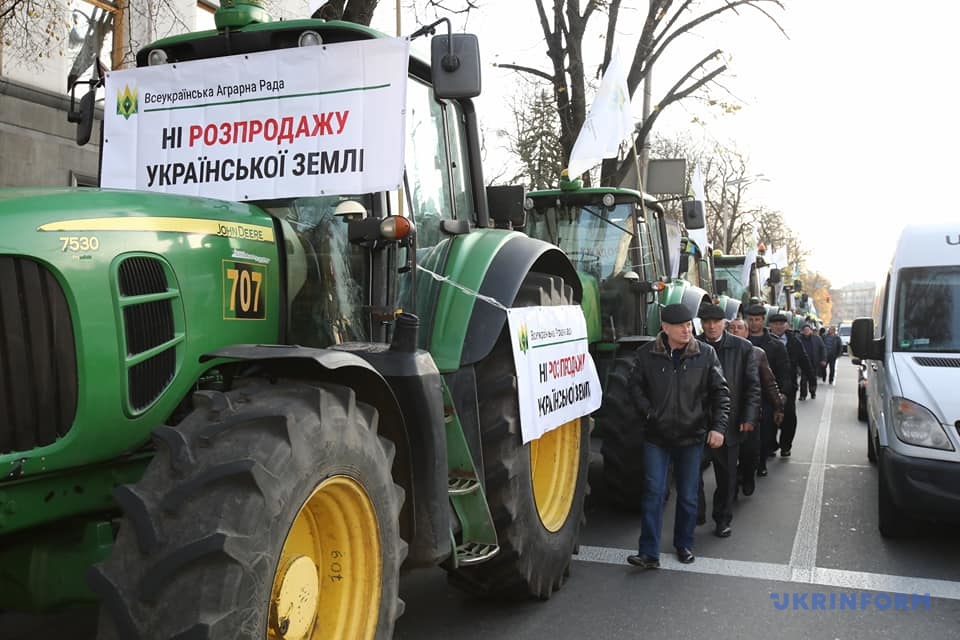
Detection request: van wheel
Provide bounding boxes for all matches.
[866,426,877,463]
[877,460,913,538]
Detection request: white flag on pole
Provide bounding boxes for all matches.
[566,50,633,178]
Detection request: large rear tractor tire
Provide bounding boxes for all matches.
[89,380,405,640]
[447,272,589,600]
[596,355,645,512]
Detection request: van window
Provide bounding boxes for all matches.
[894,266,960,352]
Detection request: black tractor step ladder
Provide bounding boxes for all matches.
[442,383,499,567]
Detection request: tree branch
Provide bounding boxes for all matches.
[495,62,555,83]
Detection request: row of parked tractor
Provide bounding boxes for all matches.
[0,3,818,639]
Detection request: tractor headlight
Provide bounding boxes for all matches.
[298,30,323,47]
[602,193,616,208]
[891,397,954,450]
[148,49,168,66]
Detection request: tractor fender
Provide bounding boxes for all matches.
[201,344,449,566]
[650,280,711,328]
[454,233,581,368]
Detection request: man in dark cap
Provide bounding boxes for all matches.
[696,303,759,537]
[744,305,790,472]
[767,312,815,457]
[626,303,730,568]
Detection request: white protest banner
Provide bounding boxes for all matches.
[102,37,409,201]
[506,305,601,444]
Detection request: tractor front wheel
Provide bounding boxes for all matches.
[89,380,405,640]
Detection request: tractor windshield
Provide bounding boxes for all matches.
[895,266,960,353]
[715,264,747,301]
[526,203,634,282]
[258,195,372,348]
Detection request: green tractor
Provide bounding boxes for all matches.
[675,236,742,320]
[0,3,590,638]
[522,175,711,508]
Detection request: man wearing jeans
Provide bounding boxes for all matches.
[626,304,730,568]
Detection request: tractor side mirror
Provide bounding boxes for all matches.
[769,268,782,284]
[678,253,690,276]
[715,278,728,295]
[432,33,481,99]
[486,185,526,230]
[68,81,97,147]
[681,200,705,230]
[793,279,803,292]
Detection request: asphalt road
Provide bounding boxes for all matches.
[6,358,960,639]
[394,359,960,639]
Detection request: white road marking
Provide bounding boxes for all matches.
[789,388,834,580]
[577,386,960,600]
[574,545,960,600]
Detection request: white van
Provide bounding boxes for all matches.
[838,322,851,354]
[851,224,960,537]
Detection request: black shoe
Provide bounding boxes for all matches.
[811,392,817,399]
[696,511,706,526]
[715,524,732,538]
[799,396,806,401]
[627,553,660,569]
[781,448,791,457]
[757,467,768,477]
[677,548,695,564]
[742,476,756,496]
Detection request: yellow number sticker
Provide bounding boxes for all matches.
[224,261,266,320]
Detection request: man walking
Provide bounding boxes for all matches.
[626,304,730,568]
[745,306,790,469]
[728,318,783,488]
[696,305,759,537]
[768,313,815,457]
[821,326,844,384]
[798,323,826,400]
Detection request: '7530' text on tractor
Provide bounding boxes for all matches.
[0,3,591,638]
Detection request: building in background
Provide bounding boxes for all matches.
[830,281,876,323]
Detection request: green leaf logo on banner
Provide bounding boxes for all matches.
[117,85,138,120]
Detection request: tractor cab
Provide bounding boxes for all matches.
[525,174,667,345]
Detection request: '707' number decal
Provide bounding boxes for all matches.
[224,261,266,320]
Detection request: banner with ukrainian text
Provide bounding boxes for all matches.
[102,37,409,200]
[506,305,601,444]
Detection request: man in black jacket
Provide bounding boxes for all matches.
[697,304,760,538]
[767,313,815,457]
[745,305,791,471]
[626,304,730,569]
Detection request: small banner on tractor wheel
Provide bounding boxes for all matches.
[101,37,409,201]
[506,305,602,444]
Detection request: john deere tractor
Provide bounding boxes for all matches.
[523,174,710,508]
[0,3,590,638]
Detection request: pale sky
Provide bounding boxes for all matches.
[375,1,960,289]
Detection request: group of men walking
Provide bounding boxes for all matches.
[626,302,841,569]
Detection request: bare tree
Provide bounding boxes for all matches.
[493,1,784,187]
[1,0,72,70]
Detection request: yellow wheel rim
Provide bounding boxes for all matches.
[268,475,381,640]
[530,419,581,532]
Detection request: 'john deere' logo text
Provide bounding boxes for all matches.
[117,85,138,120]
[518,322,529,354]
